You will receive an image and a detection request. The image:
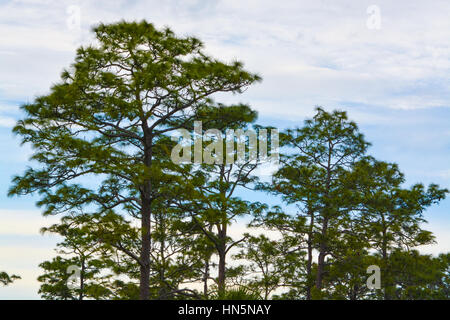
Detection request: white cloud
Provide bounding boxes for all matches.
[1,0,450,117]
[0,209,60,235]
[0,116,16,128]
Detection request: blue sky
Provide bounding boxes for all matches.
[1,0,450,298]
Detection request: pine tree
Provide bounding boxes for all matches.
[344,157,448,299]
[172,104,269,296]
[9,21,260,300]
[259,107,369,298]
[38,214,138,299]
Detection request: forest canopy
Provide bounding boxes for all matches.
[7,21,450,300]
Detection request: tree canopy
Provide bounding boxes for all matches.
[7,20,449,300]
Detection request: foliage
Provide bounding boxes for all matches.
[0,271,20,287]
[7,21,449,300]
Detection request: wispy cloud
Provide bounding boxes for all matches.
[1,0,450,116]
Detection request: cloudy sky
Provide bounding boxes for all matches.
[1,0,450,299]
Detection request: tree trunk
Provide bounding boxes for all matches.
[217,225,227,295]
[217,248,226,295]
[140,128,153,300]
[306,210,314,300]
[315,217,328,293]
[158,212,167,299]
[140,198,151,300]
[380,216,391,300]
[203,258,210,298]
[315,161,331,295]
[79,258,85,300]
[306,239,313,299]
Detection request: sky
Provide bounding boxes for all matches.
[1,0,450,299]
